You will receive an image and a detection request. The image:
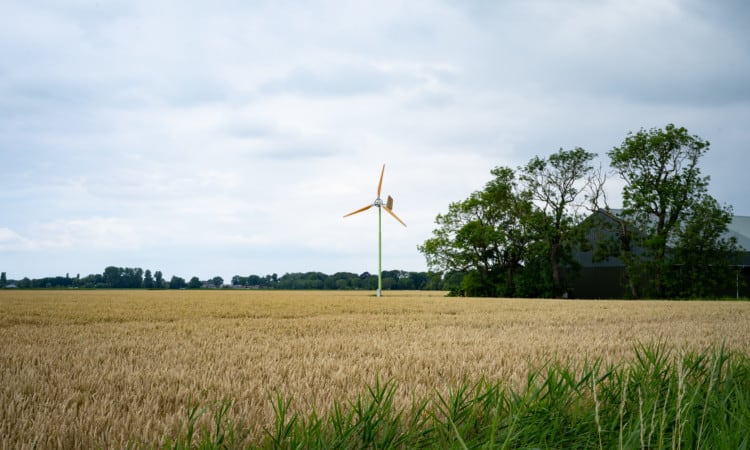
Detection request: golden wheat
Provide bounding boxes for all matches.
[1,290,748,448]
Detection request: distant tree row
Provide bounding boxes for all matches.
[262,271,442,290]
[0,268,453,291]
[1,267,226,290]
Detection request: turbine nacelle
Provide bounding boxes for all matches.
[343,165,406,227]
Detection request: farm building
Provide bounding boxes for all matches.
[571,209,750,299]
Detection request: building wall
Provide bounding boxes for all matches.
[570,266,628,299]
[571,266,750,299]
[572,210,750,299]
[725,267,750,299]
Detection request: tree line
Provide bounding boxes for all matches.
[0,268,452,291]
[419,124,743,298]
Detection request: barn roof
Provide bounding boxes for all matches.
[576,209,750,268]
[602,209,750,251]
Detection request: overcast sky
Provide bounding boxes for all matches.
[2,0,749,282]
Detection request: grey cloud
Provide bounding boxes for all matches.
[222,122,279,139]
[455,0,750,107]
[259,65,418,97]
[161,76,233,107]
[406,91,457,109]
[685,0,750,36]
[257,146,337,161]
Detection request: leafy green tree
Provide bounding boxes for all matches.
[188,276,202,289]
[440,271,466,294]
[123,267,143,288]
[425,271,444,290]
[102,266,143,288]
[362,273,378,290]
[212,276,224,288]
[276,273,293,289]
[154,271,164,289]
[78,273,103,288]
[607,124,734,298]
[406,272,427,290]
[419,166,535,296]
[168,276,186,289]
[667,197,740,297]
[143,270,154,289]
[247,275,261,287]
[103,266,121,288]
[1,272,6,287]
[330,272,356,290]
[520,147,597,296]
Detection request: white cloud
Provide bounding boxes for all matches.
[0,228,28,250]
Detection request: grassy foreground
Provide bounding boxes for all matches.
[163,343,750,449]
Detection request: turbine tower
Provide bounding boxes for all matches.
[344,164,406,297]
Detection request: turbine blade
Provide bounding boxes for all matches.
[377,164,385,197]
[386,195,393,210]
[343,204,373,217]
[384,206,406,227]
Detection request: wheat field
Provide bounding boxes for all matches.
[1,289,749,448]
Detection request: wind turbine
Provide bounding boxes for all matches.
[344,164,406,297]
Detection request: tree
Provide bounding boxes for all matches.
[607,124,733,298]
[188,276,202,289]
[1,272,6,287]
[102,266,143,288]
[520,147,597,296]
[143,270,154,289]
[406,271,428,290]
[168,276,186,289]
[154,271,164,289]
[103,266,121,288]
[419,166,535,296]
[425,271,444,290]
[122,267,143,288]
[667,197,740,297]
[211,276,224,288]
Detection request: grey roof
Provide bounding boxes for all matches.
[604,209,750,251]
[726,216,750,252]
[576,210,750,268]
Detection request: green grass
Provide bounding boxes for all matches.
[161,343,750,449]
